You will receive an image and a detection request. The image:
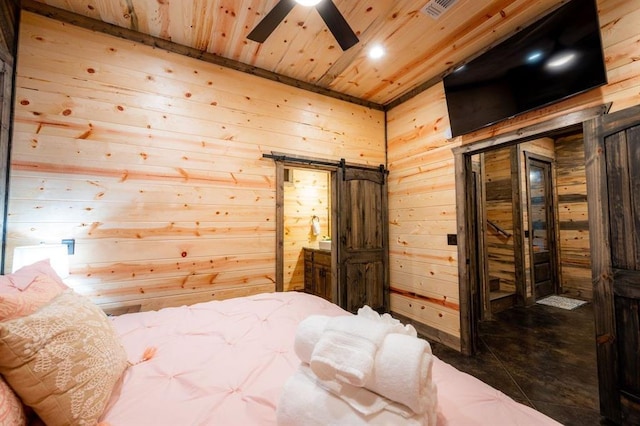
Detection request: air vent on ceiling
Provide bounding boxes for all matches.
[421,0,459,19]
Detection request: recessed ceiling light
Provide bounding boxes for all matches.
[295,0,322,6]
[368,45,385,59]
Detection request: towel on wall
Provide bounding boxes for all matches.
[311,216,321,236]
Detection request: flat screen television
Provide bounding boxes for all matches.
[443,0,607,137]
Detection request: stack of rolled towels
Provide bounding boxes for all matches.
[276,306,438,425]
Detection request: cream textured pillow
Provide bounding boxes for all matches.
[0,291,128,426]
[0,376,26,426]
[0,274,66,321]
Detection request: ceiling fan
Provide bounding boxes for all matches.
[247,0,359,51]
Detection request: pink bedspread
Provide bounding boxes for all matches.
[101,292,560,425]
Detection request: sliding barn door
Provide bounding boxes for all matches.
[337,166,389,313]
[585,104,640,424]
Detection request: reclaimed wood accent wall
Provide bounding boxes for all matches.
[386,0,640,350]
[7,12,384,311]
[555,133,592,299]
[283,168,330,291]
[520,138,556,299]
[483,146,515,293]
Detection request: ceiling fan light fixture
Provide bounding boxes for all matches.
[295,0,322,6]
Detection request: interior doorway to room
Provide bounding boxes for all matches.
[454,105,607,355]
[281,166,333,293]
[471,135,567,320]
[267,153,389,313]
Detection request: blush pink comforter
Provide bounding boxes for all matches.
[101,292,560,425]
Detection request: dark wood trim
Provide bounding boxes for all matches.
[275,161,285,292]
[455,104,610,356]
[20,0,385,112]
[510,145,527,306]
[455,150,473,355]
[472,160,491,320]
[0,0,18,65]
[584,104,640,423]
[0,0,19,275]
[583,112,620,422]
[523,151,559,301]
[453,105,611,156]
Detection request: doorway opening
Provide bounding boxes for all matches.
[266,153,389,313]
[281,166,332,293]
[454,104,608,355]
[471,139,568,321]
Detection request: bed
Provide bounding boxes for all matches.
[0,262,559,426]
[101,292,560,425]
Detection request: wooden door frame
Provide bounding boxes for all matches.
[453,104,610,355]
[524,152,560,300]
[273,158,336,298]
[583,104,640,423]
[271,153,387,313]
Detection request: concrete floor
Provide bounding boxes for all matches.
[430,302,603,426]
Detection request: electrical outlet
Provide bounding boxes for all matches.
[447,234,457,246]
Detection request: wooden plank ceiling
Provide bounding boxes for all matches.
[29,0,564,107]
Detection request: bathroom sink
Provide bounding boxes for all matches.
[318,240,331,250]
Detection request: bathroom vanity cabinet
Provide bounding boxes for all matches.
[303,248,332,302]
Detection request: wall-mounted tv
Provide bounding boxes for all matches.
[443,0,607,137]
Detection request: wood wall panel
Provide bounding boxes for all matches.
[555,133,592,298]
[6,12,384,311]
[483,146,515,292]
[387,0,640,350]
[387,83,461,347]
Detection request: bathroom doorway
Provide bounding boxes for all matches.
[281,166,332,292]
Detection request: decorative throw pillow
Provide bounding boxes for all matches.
[3,259,68,291]
[0,274,66,321]
[0,291,129,426]
[0,376,26,426]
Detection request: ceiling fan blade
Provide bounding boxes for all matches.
[247,0,297,43]
[315,0,359,51]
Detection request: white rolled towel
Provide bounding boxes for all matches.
[310,315,396,386]
[365,333,436,415]
[276,366,428,426]
[294,314,331,363]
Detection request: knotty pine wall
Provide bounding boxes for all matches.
[387,0,640,349]
[283,168,330,292]
[7,12,384,311]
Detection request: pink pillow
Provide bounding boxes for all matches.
[0,376,26,426]
[0,274,66,321]
[3,259,67,291]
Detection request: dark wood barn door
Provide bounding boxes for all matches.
[337,166,389,313]
[585,105,640,424]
